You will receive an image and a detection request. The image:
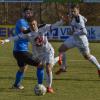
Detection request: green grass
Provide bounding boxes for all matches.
[0,42,100,100]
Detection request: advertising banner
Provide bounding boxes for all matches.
[0,25,100,41]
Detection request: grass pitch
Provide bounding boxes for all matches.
[0,42,100,100]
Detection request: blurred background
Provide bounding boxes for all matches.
[0,2,100,25]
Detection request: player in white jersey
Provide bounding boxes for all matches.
[0,18,64,93]
[56,4,100,76]
[27,19,55,93]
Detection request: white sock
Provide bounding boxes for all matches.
[46,71,52,88]
[53,56,59,66]
[89,55,100,70]
[61,52,67,70]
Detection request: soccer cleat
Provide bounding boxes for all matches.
[11,84,24,90]
[55,68,67,75]
[98,70,100,77]
[47,87,54,93]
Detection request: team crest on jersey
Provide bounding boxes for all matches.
[34,36,46,46]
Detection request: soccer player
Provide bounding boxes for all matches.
[28,19,55,93]
[56,4,100,76]
[9,6,42,90]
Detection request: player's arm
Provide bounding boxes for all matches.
[82,16,87,23]
[17,19,31,34]
[0,33,29,45]
[0,31,37,45]
[21,28,31,34]
[38,20,64,34]
[52,15,68,26]
[39,15,68,33]
[0,37,16,44]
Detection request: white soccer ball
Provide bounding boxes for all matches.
[34,84,47,96]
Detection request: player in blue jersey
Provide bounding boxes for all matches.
[12,6,43,90]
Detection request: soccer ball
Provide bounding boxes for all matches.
[34,84,47,96]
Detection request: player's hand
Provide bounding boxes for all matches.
[58,12,68,22]
[0,39,5,45]
[61,15,68,22]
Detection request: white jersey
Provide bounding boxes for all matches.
[71,14,87,35]
[70,14,88,46]
[16,28,53,64]
[27,20,63,60]
[27,31,54,60]
[64,14,90,54]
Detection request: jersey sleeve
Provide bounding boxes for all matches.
[38,19,64,34]
[17,19,29,32]
[52,19,64,26]
[82,16,87,23]
[4,33,29,43]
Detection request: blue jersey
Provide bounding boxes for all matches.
[14,19,29,51]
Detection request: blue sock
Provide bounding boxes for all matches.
[14,71,24,86]
[37,67,44,84]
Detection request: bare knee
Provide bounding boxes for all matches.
[37,64,44,68]
[46,64,52,74]
[19,65,28,73]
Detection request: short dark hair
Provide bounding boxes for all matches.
[23,6,32,12]
[28,16,35,23]
[71,4,79,9]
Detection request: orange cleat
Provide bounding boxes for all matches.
[55,68,67,75]
[47,87,54,93]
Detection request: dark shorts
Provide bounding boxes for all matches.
[13,51,41,67]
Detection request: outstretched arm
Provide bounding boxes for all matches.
[39,15,68,34]
[0,33,29,44]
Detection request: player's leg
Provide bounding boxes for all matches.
[56,49,68,75]
[12,51,40,89]
[45,48,54,93]
[78,36,100,76]
[53,56,59,65]
[56,36,75,75]
[53,55,67,67]
[46,63,54,93]
[18,52,44,85]
[13,65,27,89]
[22,51,41,66]
[60,52,67,71]
[36,65,44,85]
[82,50,100,76]
[12,51,27,89]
